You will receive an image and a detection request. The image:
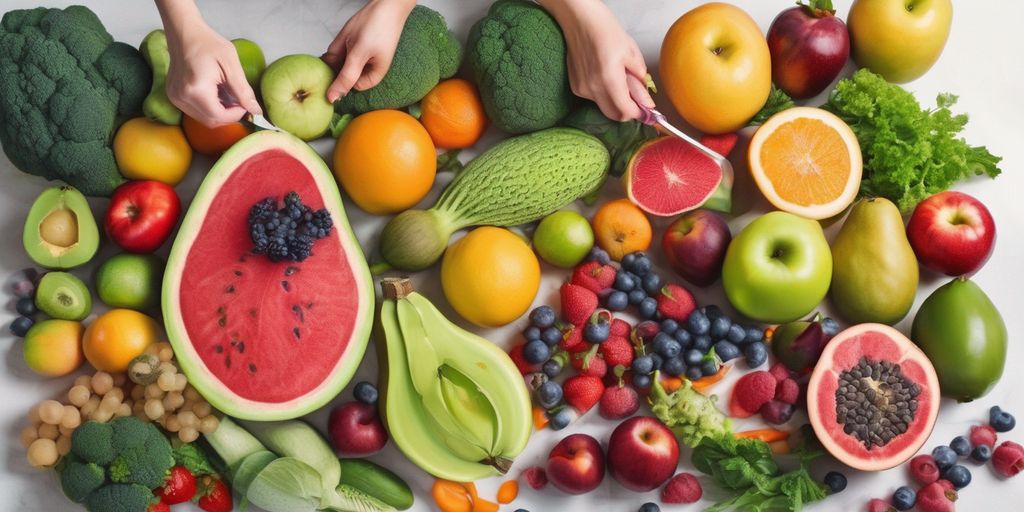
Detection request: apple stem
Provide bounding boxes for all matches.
[798,0,836,17]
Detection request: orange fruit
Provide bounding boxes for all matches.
[748,107,862,220]
[419,78,488,149]
[113,117,192,185]
[182,114,251,156]
[333,109,436,215]
[83,309,159,372]
[591,199,653,261]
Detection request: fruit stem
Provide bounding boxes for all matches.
[798,0,835,16]
[369,261,394,275]
[380,278,414,300]
[490,456,513,475]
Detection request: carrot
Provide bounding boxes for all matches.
[432,480,472,512]
[659,374,684,393]
[532,405,548,430]
[497,480,518,504]
[461,482,499,512]
[692,364,731,392]
[769,439,791,455]
[735,428,790,443]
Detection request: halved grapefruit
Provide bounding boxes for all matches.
[624,133,737,217]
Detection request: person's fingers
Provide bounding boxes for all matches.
[352,53,392,91]
[603,71,641,121]
[325,28,352,60]
[221,60,262,115]
[321,52,343,73]
[327,50,368,102]
[626,73,655,109]
[188,83,248,127]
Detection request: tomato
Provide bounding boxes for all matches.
[105,180,181,253]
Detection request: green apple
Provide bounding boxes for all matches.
[95,253,164,310]
[232,38,266,87]
[260,54,335,140]
[848,0,952,83]
[533,210,594,268]
[722,212,832,323]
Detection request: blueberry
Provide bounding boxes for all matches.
[703,304,724,320]
[971,444,992,462]
[823,471,847,494]
[523,326,541,341]
[614,272,635,292]
[673,328,692,347]
[692,335,712,353]
[542,359,563,378]
[353,381,378,404]
[638,503,660,512]
[892,486,916,510]
[726,324,746,344]
[9,316,33,337]
[632,355,654,375]
[744,327,764,345]
[649,353,664,371]
[621,253,638,273]
[605,291,629,312]
[584,321,610,344]
[822,317,840,337]
[709,316,732,338]
[630,253,652,276]
[642,273,662,295]
[523,340,551,364]
[660,319,679,335]
[713,341,740,361]
[548,408,573,430]
[700,359,719,377]
[950,436,971,457]
[652,333,681,359]
[628,289,647,305]
[686,310,710,335]
[15,297,36,317]
[685,366,703,381]
[632,373,652,389]
[683,349,704,366]
[990,406,1016,432]
[743,341,769,368]
[639,297,658,319]
[530,306,556,328]
[537,381,563,409]
[932,445,958,469]
[943,464,971,489]
[541,327,563,346]
[662,357,686,377]
[514,509,530,512]
[587,247,610,265]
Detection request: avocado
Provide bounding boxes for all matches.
[35,272,92,321]
[23,186,99,269]
[140,29,182,125]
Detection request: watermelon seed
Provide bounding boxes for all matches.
[292,305,305,323]
[233,269,242,277]
[225,355,232,368]
[285,266,299,276]
[293,327,301,340]
[281,280,290,292]
[306,303,313,309]
[249,308,257,317]
[239,255,247,263]
[236,342,245,353]
[225,284,235,294]
[214,345,223,354]
[218,316,226,327]
[248,362,257,374]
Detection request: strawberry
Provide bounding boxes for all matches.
[156,465,197,505]
[148,502,170,512]
[661,472,703,504]
[571,261,616,293]
[610,317,631,337]
[773,378,800,405]
[599,335,634,368]
[559,326,586,352]
[198,478,232,512]
[571,352,607,378]
[656,284,696,322]
[598,383,639,419]
[509,343,541,374]
[522,466,548,490]
[563,374,604,414]
[561,283,598,326]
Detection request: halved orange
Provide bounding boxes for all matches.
[748,107,862,220]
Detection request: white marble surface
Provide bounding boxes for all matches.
[1,1,1023,511]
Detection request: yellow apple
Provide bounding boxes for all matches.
[848,0,952,83]
[659,2,771,134]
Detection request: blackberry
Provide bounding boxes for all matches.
[248,192,333,261]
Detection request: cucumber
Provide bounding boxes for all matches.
[338,459,413,510]
[379,127,609,271]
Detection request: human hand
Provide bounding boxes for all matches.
[541,0,654,121]
[323,0,416,103]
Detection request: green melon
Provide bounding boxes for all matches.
[162,131,373,420]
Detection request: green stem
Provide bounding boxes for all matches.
[799,0,836,16]
[368,261,394,275]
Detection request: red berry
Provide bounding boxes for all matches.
[148,502,170,512]
[633,320,661,343]
[599,335,634,368]
[598,384,640,420]
[768,362,793,383]
[970,424,998,449]
[563,374,604,414]
[656,283,696,321]
[523,466,548,490]
[572,353,607,378]
[610,318,632,337]
[571,261,616,293]
[157,465,197,504]
[759,400,794,425]
[936,479,955,492]
[661,472,702,504]
[992,440,1024,477]
[559,326,585,352]
[561,283,598,326]
[773,378,799,405]
[909,454,941,485]
[916,481,957,512]
[198,478,232,512]
[730,371,776,417]
[867,498,893,512]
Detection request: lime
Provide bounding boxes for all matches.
[232,38,266,87]
[533,210,594,268]
[95,253,164,310]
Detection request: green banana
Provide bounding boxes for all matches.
[377,278,532,482]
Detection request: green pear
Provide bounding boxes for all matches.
[830,198,918,324]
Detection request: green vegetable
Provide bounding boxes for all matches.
[338,459,414,511]
[139,29,181,125]
[466,0,573,133]
[649,374,827,511]
[172,443,217,477]
[0,6,150,196]
[335,6,460,114]
[823,69,1002,212]
[59,417,173,512]
[749,83,796,126]
[378,127,610,271]
[562,103,658,177]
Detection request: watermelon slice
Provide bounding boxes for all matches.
[163,131,373,420]
[624,133,738,216]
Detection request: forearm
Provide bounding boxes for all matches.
[155,0,207,43]
[536,0,594,24]
[367,0,417,10]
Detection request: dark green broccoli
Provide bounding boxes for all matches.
[335,5,461,114]
[60,417,173,512]
[466,0,573,133]
[0,5,150,196]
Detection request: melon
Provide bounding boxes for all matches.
[807,323,940,472]
[624,133,737,216]
[163,131,373,421]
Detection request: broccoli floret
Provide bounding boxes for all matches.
[60,457,106,503]
[466,0,573,133]
[70,422,115,466]
[110,415,150,452]
[172,442,217,476]
[108,420,175,489]
[0,5,150,196]
[335,5,461,114]
[84,483,156,512]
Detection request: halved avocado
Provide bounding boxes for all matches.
[23,187,99,269]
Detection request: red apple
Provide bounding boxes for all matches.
[766,0,850,99]
[906,191,996,276]
[328,401,388,455]
[546,433,605,495]
[104,180,181,253]
[662,209,731,287]
[607,416,679,492]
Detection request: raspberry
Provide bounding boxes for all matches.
[731,371,776,414]
[522,466,547,490]
[970,424,997,449]
[992,440,1024,478]
[916,481,957,512]
[773,378,799,405]
[661,472,702,504]
[909,454,941,486]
